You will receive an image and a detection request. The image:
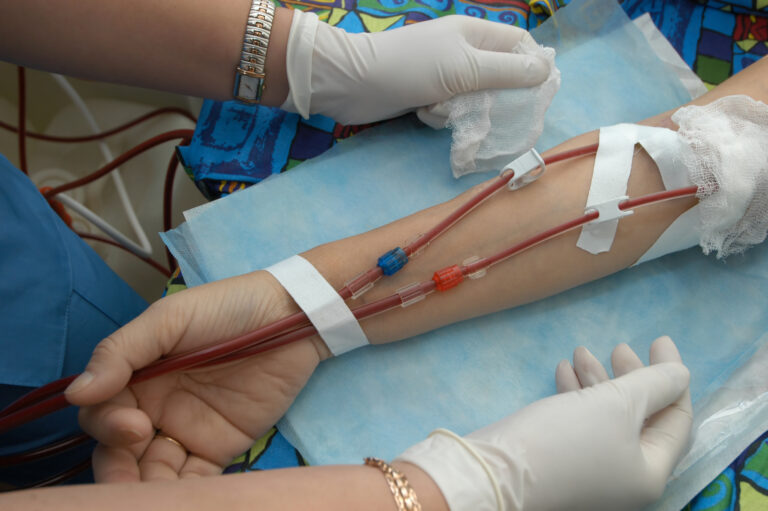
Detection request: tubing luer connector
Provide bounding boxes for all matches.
[344,269,380,299]
[397,282,432,308]
[462,256,487,280]
[433,265,464,292]
[378,247,408,276]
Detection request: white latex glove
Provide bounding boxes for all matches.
[281,11,549,125]
[396,337,693,511]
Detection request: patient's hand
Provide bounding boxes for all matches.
[64,271,325,482]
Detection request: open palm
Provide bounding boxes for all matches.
[66,271,327,482]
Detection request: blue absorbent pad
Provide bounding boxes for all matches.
[160,0,768,503]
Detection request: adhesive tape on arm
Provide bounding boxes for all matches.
[577,124,637,254]
[577,124,696,256]
[265,255,369,356]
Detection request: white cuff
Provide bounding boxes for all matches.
[396,431,500,511]
[265,255,368,356]
[281,9,319,119]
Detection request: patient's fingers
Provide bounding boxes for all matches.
[179,454,224,479]
[555,359,581,393]
[138,435,189,481]
[649,336,683,364]
[611,343,645,377]
[573,346,610,387]
[78,390,153,448]
[92,443,142,483]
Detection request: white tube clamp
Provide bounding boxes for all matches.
[586,196,633,224]
[502,149,546,191]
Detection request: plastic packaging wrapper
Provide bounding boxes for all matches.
[648,337,768,511]
[160,0,766,506]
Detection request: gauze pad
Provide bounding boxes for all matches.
[673,94,768,258]
[418,39,561,178]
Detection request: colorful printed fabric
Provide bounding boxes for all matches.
[621,0,768,89]
[170,0,768,508]
[224,428,307,472]
[683,431,768,511]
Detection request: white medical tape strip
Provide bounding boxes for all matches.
[578,124,699,256]
[634,125,695,189]
[635,206,700,265]
[633,125,701,265]
[577,124,638,254]
[265,255,369,356]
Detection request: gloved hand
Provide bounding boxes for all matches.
[281,11,549,125]
[396,337,693,511]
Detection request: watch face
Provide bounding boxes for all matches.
[236,74,264,102]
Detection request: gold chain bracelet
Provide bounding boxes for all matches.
[364,457,422,511]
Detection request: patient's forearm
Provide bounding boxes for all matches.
[0,462,445,511]
[295,57,768,357]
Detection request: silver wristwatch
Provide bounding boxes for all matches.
[234,0,275,103]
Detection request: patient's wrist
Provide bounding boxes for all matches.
[255,269,333,361]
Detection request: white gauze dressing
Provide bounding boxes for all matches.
[672,94,768,258]
[418,39,561,178]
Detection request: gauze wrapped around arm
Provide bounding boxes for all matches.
[673,94,768,258]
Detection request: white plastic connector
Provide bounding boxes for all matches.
[585,196,633,225]
[345,271,378,300]
[501,149,546,191]
[405,233,428,257]
[397,282,428,308]
[462,256,487,280]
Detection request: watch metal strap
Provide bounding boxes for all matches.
[234,0,275,103]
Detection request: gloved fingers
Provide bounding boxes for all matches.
[649,336,683,364]
[458,15,537,53]
[641,336,693,477]
[611,343,645,377]
[572,346,610,387]
[92,443,143,483]
[78,389,153,448]
[640,385,693,477]
[617,363,690,418]
[555,359,581,393]
[472,50,549,90]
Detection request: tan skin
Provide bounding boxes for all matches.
[0,1,293,106]
[1,1,767,508]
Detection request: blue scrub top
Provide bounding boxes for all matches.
[0,153,148,483]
